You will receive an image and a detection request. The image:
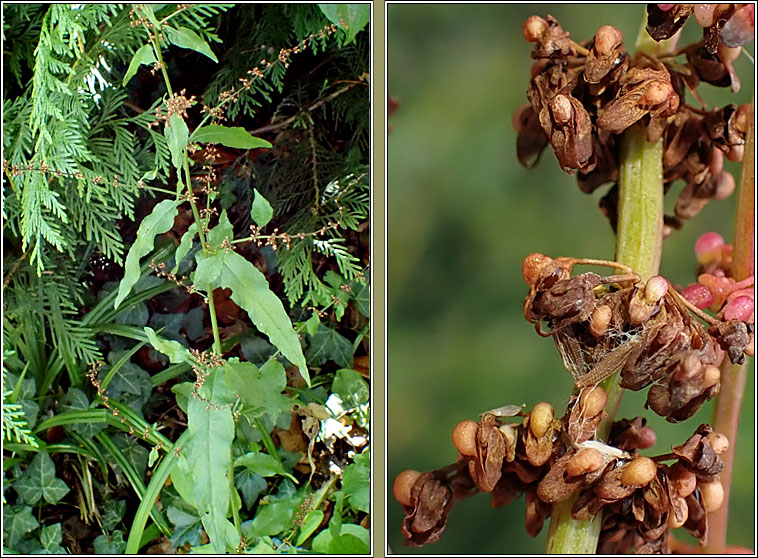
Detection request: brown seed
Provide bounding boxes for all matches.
[578,386,607,417]
[620,456,657,486]
[735,103,752,134]
[714,171,735,200]
[706,432,729,455]
[594,25,623,56]
[566,447,605,477]
[549,94,573,125]
[452,420,478,457]
[669,462,697,498]
[530,402,554,438]
[699,478,725,512]
[668,495,689,529]
[641,81,673,106]
[523,15,548,42]
[589,305,612,337]
[393,469,421,507]
[522,253,552,286]
[644,276,668,303]
[702,365,721,389]
[726,144,744,162]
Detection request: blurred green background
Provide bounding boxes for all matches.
[387,4,754,554]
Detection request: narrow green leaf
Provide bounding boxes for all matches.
[173,223,198,274]
[165,113,189,170]
[251,189,274,228]
[191,125,271,149]
[234,452,296,483]
[164,26,218,62]
[115,200,181,309]
[123,44,157,86]
[144,327,192,364]
[318,4,370,44]
[295,509,324,546]
[195,250,309,384]
[186,370,235,553]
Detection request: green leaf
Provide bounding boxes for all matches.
[39,522,66,554]
[295,509,324,546]
[251,188,274,228]
[332,369,369,410]
[13,452,70,506]
[318,4,370,44]
[194,249,309,384]
[306,324,353,368]
[123,44,157,86]
[57,388,106,437]
[106,360,153,413]
[102,499,126,532]
[207,209,234,247]
[93,530,125,554]
[224,359,291,420]
[3,505,39,547]
[305,311,321,337]
[167,505,203,548]
[165,113,189,170]
[186,370,235,553]
[173,223,198,274]
[148,447,159,468]
[169,454,196,509]
[246,498,299,538]
[352,280,369,318]
[164,26,218,63]
[234,452,296,483]
[312,523,369,554]
[114,199,182,309]
[144,327,192,364]
[233,468,267,509]
[341,450,369,513]
[191,125,271,150]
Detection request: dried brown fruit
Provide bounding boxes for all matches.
[468,414,506,492]
[620,456,657,486]
[646,4,693,41]
[536,450,584,504]
[584,25,627,84]
[699,478,724,512]
[514,103,549,167]
[709,319,751,364]
[394,469,422,507]
[566,447,606,477]
[668,462,697,498]
[529,402,554,438]
[671,424,725,478]
[400,470,455,546]
[525,488,552,537]
[597,67,676,134]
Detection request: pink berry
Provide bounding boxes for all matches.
[723,296,754,322]
[695,232,725,261]
[720,4,755,48]
[657,4,676,11]
[682,284,714,309]
[694,4,716,27]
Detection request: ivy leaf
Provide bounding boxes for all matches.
[317,4,370,44]
[195,249,309,385]
[39,522,66,554]
[332,369,369,410]
[251,188,274,228]
[113,433,149,483]
[106,361,153,413]
[164,26,218,63]
[102,499,126,532]
[57,388,106,437]
[352,280,369,318]
[224,359,291,420]
[306,324,353,368]
[233,469,267,509]
[191,125,271,150]
[144,326,192,364]
[93,530,125,554]
[13,452,70,505]
[123,44,157,86]
[341,450,369,513]
[3,505,39,547]
[114,199,181,309]
[167,505,204,548]
[234,452,296,483]
[165,113,189,170]
[186,370,235,553]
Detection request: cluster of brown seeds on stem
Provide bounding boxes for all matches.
[188,348,235,411]
[3,161,121,190]
[85,361,167,453]
[521,253,752,422]
[149,260,198,296]
[513,12,751,233]
[394,390,727,552]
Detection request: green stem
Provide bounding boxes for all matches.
[254,417,283,465]
[228,459,243,541]
[545,22,666,555]
[705,104,754,554]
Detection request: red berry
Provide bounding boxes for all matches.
[694,232,725,263]
[723,295,754,322]
[682,283,714,309]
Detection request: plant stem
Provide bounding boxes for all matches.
[705,104,754,554]
[545,19,667,554]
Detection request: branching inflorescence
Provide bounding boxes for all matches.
[394,4,753,554]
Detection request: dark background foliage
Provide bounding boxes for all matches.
[387,4,754,554]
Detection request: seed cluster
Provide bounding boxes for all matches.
[513,12,751,233]
[394,393,726,552]
[521,253,752,422]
